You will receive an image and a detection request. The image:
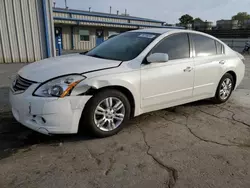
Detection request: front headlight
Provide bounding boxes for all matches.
[33,75,86,97]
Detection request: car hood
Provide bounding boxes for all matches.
[18,54,121,82]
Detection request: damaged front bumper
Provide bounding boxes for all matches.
[9,84,91,135]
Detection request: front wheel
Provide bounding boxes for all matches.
[82,89,131,137]
[213,73,234,104]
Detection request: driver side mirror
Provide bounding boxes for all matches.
[146,53,169,63]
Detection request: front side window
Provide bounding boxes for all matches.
[192,34,217,57]
[151,33,190,60]
[86,32,159,61]
[79,29,90,41]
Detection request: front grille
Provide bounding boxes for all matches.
[13,75,37,92]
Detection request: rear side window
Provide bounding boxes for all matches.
[191,34,216,57]
[151,33,190,60]
[216,41,224,54]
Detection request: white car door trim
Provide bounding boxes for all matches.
[144,87,193,100]
[194,83,214,89]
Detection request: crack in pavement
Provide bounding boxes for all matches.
[194,107,250,147]
[85,145,102,166]
[145,107,250,148]
[183,116,237,147]
[104,157,115,176]
[195,107,250,129]
[134,107,250,187]
[85,144,117,176]
[167,112,250,148]
[136,124,178,188]
[166,115,235,147]
[216,105,250,128]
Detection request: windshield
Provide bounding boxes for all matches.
[85,32,160,61]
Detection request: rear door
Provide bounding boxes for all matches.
[190,34,225,97]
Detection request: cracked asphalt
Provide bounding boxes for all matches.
[0,58,250,188]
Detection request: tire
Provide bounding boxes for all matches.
[213,73,235,104]
[82,89,131,137]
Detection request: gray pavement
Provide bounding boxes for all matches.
[0,58,250,188]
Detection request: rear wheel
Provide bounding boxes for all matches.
[213,73,234,104]
[82,89,131,137]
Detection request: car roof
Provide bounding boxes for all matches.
[128,28,226,45]
[129,28,210,36]
[129,28,184,34]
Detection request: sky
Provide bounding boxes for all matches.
[55,0,250,24]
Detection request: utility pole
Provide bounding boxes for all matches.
[89,7,91,12]
[110,6,112,14]
[65,0,68,9]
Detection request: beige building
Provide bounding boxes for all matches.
[216,20,239,30]
[0,2,183,63]
[193,20,213,30]
[53,8,184,52]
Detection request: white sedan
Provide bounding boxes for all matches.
[9,29,245,137]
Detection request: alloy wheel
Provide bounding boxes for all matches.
[94,97,125,132]
[219,78,232,100]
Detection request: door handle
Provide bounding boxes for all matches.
[219,60,225,64]
[183,67,193,72]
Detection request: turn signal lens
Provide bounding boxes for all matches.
[60,80,81,98]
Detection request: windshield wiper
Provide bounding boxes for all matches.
[80,52,105,59]
[79,51,88,55]
[87,54,106,59]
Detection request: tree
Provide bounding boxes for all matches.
[193,17,203,23]
[232,12,250,25]
[179,14,193,25]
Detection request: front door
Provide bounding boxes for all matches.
[96,29,104,46]
[141,33,194,110]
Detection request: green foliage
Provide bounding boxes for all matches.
[193,17,203,23]
[232,12,250,24]
[179,14,194,25]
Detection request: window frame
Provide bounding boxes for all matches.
[143,32,192,64]
[189,33,225,58]
[215,40,225,55]
[79,29,90,42]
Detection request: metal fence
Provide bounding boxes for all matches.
[220,38,247,52]
[0,0,55,63]
[202,29,250,38]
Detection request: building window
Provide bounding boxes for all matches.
[79,29,90,41]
